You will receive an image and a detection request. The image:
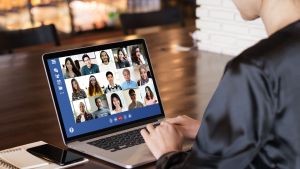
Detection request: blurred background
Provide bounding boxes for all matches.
[0,0,196,35]
[0,0,267,56]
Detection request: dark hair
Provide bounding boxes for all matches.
[111,93,123,110]
[88,75,102,96]
[71,78,81,93]
[117,49,126,61]
[128,89,135,96]
[95,97,101,103]
[82,54,90,61]
[131,46,140,65]
[106,71,113,77]
[65,57,81,76]
[145,86,154,100]
[116,49,130,68]
[100,51,110,63]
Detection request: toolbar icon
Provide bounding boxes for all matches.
[69,127,74,133]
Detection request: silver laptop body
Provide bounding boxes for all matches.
[43,39,188,168]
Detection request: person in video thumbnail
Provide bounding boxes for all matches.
[64,57,81,79]
[144,86,157,106]
[121,68,138,90]
[104,71,122,94]
[92,97,111,118]
[71,78,87,101]
[88,75,104,96]
[76,102,93,123]
[110,93,127,114]
[128,89,144,110]
[131,46,145,66]
[137,65,153,86]
[100,51,110,65]
[81,54,99,75]
[99,50,115,71]
[116,48,130,69]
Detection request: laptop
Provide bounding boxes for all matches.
[43,39,191,168]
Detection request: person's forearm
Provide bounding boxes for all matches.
[156,151,188,169]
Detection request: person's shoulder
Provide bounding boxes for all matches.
[230,23,300,71]
[87,113,93,117]
[104,87,109,93]
[148,78,154,84]
[63,72,68,78]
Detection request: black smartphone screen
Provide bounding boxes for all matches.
[27,144,84,165]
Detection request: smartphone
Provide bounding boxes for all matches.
[27,144,84,166]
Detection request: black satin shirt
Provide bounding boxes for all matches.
[157,20,300,169]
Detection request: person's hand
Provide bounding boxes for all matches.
[141,121,183,159]
[166,115,200,140]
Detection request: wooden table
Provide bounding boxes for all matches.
[0,28,233,168]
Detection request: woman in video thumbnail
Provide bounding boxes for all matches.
[88,75,104,96]
[64,57,81,78]
[137,65,153,86]
[116,48,130,69]
[110,93,127,114]
[131,46,145,65]
[144,86,157,106]
[71,78,87,101]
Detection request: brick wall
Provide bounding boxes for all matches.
[195,0,267,56]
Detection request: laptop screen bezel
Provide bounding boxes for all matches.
[43,39,165,143]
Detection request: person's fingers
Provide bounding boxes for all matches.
[140,129,150,140]
[140,129,155,152]
[165,121,176,130]
[146,124,155,133]
[165,117,178,124]
[162,121,170,126]
[166,115,184,124]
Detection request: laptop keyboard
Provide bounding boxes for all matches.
[88,124,159,152]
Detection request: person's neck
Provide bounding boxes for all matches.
[142,77,148,82]
[260,1,300,35]
[115,106,121,111]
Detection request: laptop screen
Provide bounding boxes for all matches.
[44,39,164,141]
